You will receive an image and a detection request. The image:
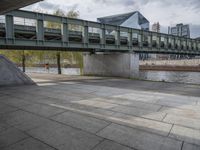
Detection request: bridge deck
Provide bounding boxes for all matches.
[0,10,200,55]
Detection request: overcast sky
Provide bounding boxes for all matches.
[23,0,200,38]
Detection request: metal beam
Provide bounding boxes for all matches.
[0,10,199,55]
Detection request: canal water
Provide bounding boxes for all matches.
[22,67,200,85]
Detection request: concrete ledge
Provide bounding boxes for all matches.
[0,55,34,86]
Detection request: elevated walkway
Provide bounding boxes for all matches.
[0,10,199,55]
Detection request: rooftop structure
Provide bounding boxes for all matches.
[97,11,149,31]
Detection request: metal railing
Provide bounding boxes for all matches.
[0,10,199,55]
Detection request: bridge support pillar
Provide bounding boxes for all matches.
[83,52,139,78]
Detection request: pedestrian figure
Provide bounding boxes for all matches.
[45,63,50,73]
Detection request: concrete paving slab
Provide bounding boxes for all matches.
[169,125,200,146]
[0,126,4,133]
[111,105,166,121]
[0,121,11,133]
[158,96,197,104]
[0,95,12,100]
[0,103,18,114]
[25,89,85,102]
[164,114,200,130]
[50,102,172,136]
[2,138,56,150]
[51,102,116,118]
[38,88,96,100]
[93,140,133,150]
[182,143,200,150]
[92,97,162,111]
[51,111,110,133]
[0,110,52,131]
[11,93,60,105]
[72,99,118,109]
[0,128,28,149]
[112,93,160,103]
[97,123,182,150]
[156,100,197,109]
[0,97,32,108]
[21,103,66,117]
[53,86,96,95]
[91,91,120,97]
[110,113,172,136]
[28,121,103,150]
[159,106,200,120]
[11,92,49,101]
[177,105,200,112]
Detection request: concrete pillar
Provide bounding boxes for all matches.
[5,15,14,39]
[83,52,139,78]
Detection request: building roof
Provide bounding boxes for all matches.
[97,11,149,26]
[0,0,42,14]
[138,12,150,25]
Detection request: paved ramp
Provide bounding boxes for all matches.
[0,55,34,86]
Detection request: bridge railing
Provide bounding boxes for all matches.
[0,10,200,55]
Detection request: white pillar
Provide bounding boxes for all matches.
[83,52,139,78]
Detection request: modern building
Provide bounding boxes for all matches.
[97,11,150,60]
[98,11,149,31]
[151,22,170,60]
[170,23,190,38]
[169,24,192,59]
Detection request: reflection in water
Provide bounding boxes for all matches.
[22,67,200,85]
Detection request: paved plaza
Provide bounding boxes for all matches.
[0,73,200,150]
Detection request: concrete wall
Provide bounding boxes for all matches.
[140,59,200,66]
[0,55,34,86]
[83,53,139,78]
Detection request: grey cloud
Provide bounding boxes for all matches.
[38,2,59,10]
[93,0,136,6]
[149,0,200,9]
[190,25,200,38]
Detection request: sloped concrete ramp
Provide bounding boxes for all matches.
[0,55,34,86]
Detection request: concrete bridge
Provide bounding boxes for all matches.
[0,10,200,77]
[0,0,42,14]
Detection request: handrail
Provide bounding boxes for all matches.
[0,10,199,55]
